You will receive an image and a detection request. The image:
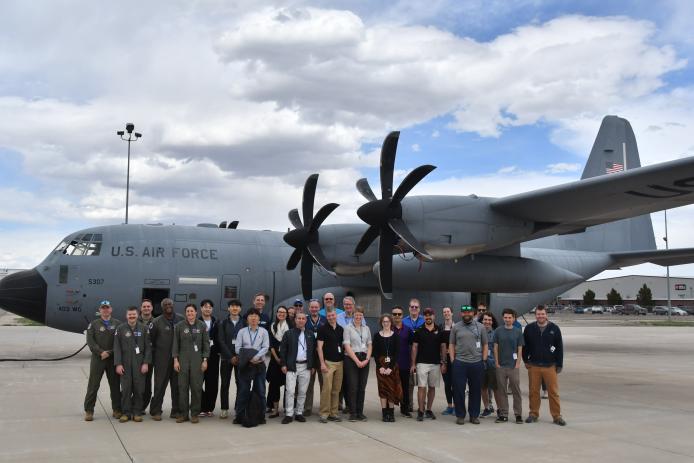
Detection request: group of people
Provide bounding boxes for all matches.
[83,292,566,427]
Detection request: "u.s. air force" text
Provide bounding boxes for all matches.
[110,246,219,259]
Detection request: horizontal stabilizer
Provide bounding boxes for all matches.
[609,248,694,269]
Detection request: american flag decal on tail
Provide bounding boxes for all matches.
[605,161,624,174]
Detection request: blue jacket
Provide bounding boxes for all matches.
[522,321,563,368]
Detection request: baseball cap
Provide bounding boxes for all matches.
[460,304,474,312]
[99,300,111,307]
[293,299,304,306]
[423,308,434,316]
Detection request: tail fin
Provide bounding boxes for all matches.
[561,116,656,252]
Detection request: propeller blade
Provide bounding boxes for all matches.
[377,228,397,299]
[392,164,436,203]
[302,173,319,227]
[356,178,378,202]
[229,221,239,229]
[307,243,336,276]
[286,248,302,270]
[309,203,339,233]
[219,221,227,228]
[388,218,432,259]
[300,249,314,300]
[380,131,399,200]
[288,209,303,229]
[354,225,380,255]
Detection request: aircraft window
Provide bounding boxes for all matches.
[61,234,103,256]
[224,286,238,299]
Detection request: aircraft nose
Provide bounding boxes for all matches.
[0,269,47,324]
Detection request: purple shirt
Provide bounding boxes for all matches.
[393,324,413,370]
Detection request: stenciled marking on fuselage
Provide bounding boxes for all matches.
[110,246,219,259]
[626,176,694,199]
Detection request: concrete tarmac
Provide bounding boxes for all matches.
[1,320,693,462]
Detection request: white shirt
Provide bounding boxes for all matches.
[297,330,307,362]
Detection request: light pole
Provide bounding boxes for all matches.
[116,123,142,224]
[664,209,671,321]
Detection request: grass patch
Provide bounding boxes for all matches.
[631,320,694,327]
[12,317,44,326]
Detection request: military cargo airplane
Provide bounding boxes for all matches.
[2,116,694,333]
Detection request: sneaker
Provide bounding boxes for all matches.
[198,412,207,417]
[319,416,328,423]
[356,414,367,421]
[495,416,508,423]
[268,411,280,419]
[151,415,162,421]
[542,390,548,399]
[416,411,424,422]
[401,410,412,418]
[207,412,215,417]
[525,415,538,423]
[191,416,199,424]
[133,415,143,422]
[119,415,130,423]
[220,410,228,419]
[480,408,493,418]
[348,414,358,422]
[112,411,123,419]
[442,406,454,415]
[232,416,243,425]
[84,412,93,422]
[456,417,465,425]
[425,410,436,420]
[516,415,523,424]
[469,417,480,424]
[295,414,306,423]
[328,415,342,422]
[282,416,294,424]
[553,417,567,426]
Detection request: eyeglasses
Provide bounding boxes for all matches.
[409,305,419,309]
[324,298,334,300]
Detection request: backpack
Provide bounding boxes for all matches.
[242,390,264,428]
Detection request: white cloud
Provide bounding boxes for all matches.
[411,143,420,152]
[546,162,582,174]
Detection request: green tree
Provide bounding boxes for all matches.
[582,289,596,306]
[607,288,623,306]
[637,283,653,307]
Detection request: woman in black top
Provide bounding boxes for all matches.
[266,306,289,417]
[372,314,402,422]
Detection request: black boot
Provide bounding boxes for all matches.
[382,408,388,422]
[388,407,395,422]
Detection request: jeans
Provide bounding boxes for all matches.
[235,363,266,417]
[442,360,453,405]
[219,359,239,411]
[452,360,483,419]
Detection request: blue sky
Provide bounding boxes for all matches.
[1,0,694,283]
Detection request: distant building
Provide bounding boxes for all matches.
[560,275,694,306]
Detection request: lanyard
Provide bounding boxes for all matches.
[352,322,365,347]
[298,331,306,351]
[188,322,198,347]
[308,316,321,331]
[248,327,259,347]
[464,321,480,341]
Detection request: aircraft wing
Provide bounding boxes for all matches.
[491,156,694,233]
[608,248,694,269]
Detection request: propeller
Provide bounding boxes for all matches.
[354,131,436,298]
[283,174,339,300]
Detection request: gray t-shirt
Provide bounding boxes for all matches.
[343,323,372,353]
[450,320,487,363]
[494,325,525,368]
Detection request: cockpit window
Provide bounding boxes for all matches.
[56,233,103,256]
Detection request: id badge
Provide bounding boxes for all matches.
[512,353,518,360]
[314,332,317,338]
[210,340,214,347]
[194,345,199,352]
[135,346,140,355]
[476,341,481,349]
[337,346,341,353]
[550,346,556,353]
[232,339,236,345]
[385,356,391,364]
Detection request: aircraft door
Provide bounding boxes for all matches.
[220,274,241,318]
[142,288,170,317]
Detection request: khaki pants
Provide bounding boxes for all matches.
[319,361,343,418]
[527,365,561,419]
[496,367,522,417]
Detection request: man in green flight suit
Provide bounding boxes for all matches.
[173,303,210,423]
[149,298,183,420]
[83,300,122,421]
[114,306,152,422]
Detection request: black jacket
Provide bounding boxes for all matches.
[522,321,563,368]
[199,315,219,357]
[280,328,316,371]
[217,317,245,361]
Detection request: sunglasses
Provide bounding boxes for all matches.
[409,305,420,309]
[392,313,403,316]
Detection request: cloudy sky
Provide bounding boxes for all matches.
[2,0,694,281]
